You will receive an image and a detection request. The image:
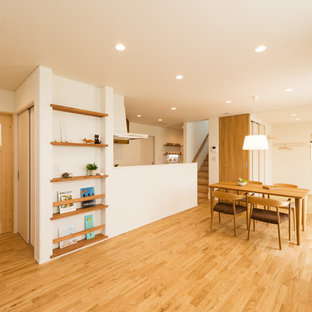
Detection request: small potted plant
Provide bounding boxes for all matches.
[86,163,98,176]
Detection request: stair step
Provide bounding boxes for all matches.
[198,172,208,178]
[203,160,208,166]
[198,185,208,192]
[198,192,208,198]
[199,166,208,172]
[198,178,208,185]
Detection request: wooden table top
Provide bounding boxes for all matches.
[209,181,309,199]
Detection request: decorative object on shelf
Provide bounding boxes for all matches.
[58,224,77,248]
[58,190,76,214]
[61,172,73,179]
[114,164,119,167]
[236,178,247,186]
[86,163,98,176]
[85,215,95,240]
[83,138,94,144]
[80,187,96,208]
[94,134,102,144]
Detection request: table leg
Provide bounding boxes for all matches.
[302,196,307,232]
[295,198,302,245]
[210,187,214,230]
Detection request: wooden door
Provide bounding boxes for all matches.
[141,136,155,165]
[18,110,30,243]
[0,113,14,234]
[219,114,250,182]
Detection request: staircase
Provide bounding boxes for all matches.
[198,154,209,199]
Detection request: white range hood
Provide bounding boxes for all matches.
[113,95,148,140]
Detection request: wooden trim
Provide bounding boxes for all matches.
[53,194,105,207]
[50,204,108,220]
[192,134,209,163]
[16,103,34,116]
[50,104,108,117]
[53,224,105,244]
[50,174,108,183]
[114,139,129,144]
[51,233,108,258]
[51,141,108,147]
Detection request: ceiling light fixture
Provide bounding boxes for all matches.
[285,88,293,92]
[158,118,163,122]
[255,45,267,53]
[171,107,176,110]
[115,43,126,51]
[243,95,269,150]
[176,75,183,80]
[226,100,232,104]
[296,117,301,121]
[137,114,142,118]
[291,113,296,117]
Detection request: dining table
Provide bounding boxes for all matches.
[209,181,310,245]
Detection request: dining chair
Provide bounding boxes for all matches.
[211,191,248,237]
[273,183,298,230]
[247,195,291,250]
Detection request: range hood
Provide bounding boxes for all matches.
[113,95,148,140]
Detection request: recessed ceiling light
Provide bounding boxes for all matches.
[137,114,142,118]
[295,117,301,121]
[115,43,126,51]
[176,75,183,80]
[291,113,296,117]
[255,45,267,53]
[158,118,163,122]
[285,88,293,92]
[226,100,232,104]
[171,107,176,110]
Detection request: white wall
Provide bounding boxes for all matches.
[208,117,219,185]
[271,122,312,189]
[184,120,209,163]
[106,163,197,237]
[0,89,15,112]
[114,122,183,166]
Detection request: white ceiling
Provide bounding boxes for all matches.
[0,0,312,126]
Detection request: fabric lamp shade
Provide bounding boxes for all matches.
[243,135,269,150]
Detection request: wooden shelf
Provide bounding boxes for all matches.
[53,224,105,244]
[164,152,183,155]
[51,141,108,147]
[51,204,108,220]
[51,233,108,259]
[51,104,108,117]
[164,143,182,147]
[53,194,105,207]
[50,174,108,183]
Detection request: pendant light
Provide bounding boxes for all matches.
[243,96,269,150]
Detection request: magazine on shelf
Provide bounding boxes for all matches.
[80,187,96,208]
[58,190,76,214]
[85,215,95,240]
[58,224,78,249]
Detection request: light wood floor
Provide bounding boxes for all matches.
[1,200,312,312]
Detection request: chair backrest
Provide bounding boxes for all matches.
[247,195,289,208]
[212,190,245,202]
[248,181,263,185]
[274,183,298,189]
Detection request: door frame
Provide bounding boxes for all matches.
[0,111,14,234]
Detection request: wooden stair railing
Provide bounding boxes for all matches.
[192,134,209,163]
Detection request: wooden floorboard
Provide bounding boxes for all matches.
[1,200,312,312]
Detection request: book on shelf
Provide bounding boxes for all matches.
[58,190,76,214]
[85,215,95,240]
[80,187,96,208]
[58,224,77,248]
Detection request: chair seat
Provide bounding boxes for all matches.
[214,202,247,215]
[251,208,289,224]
